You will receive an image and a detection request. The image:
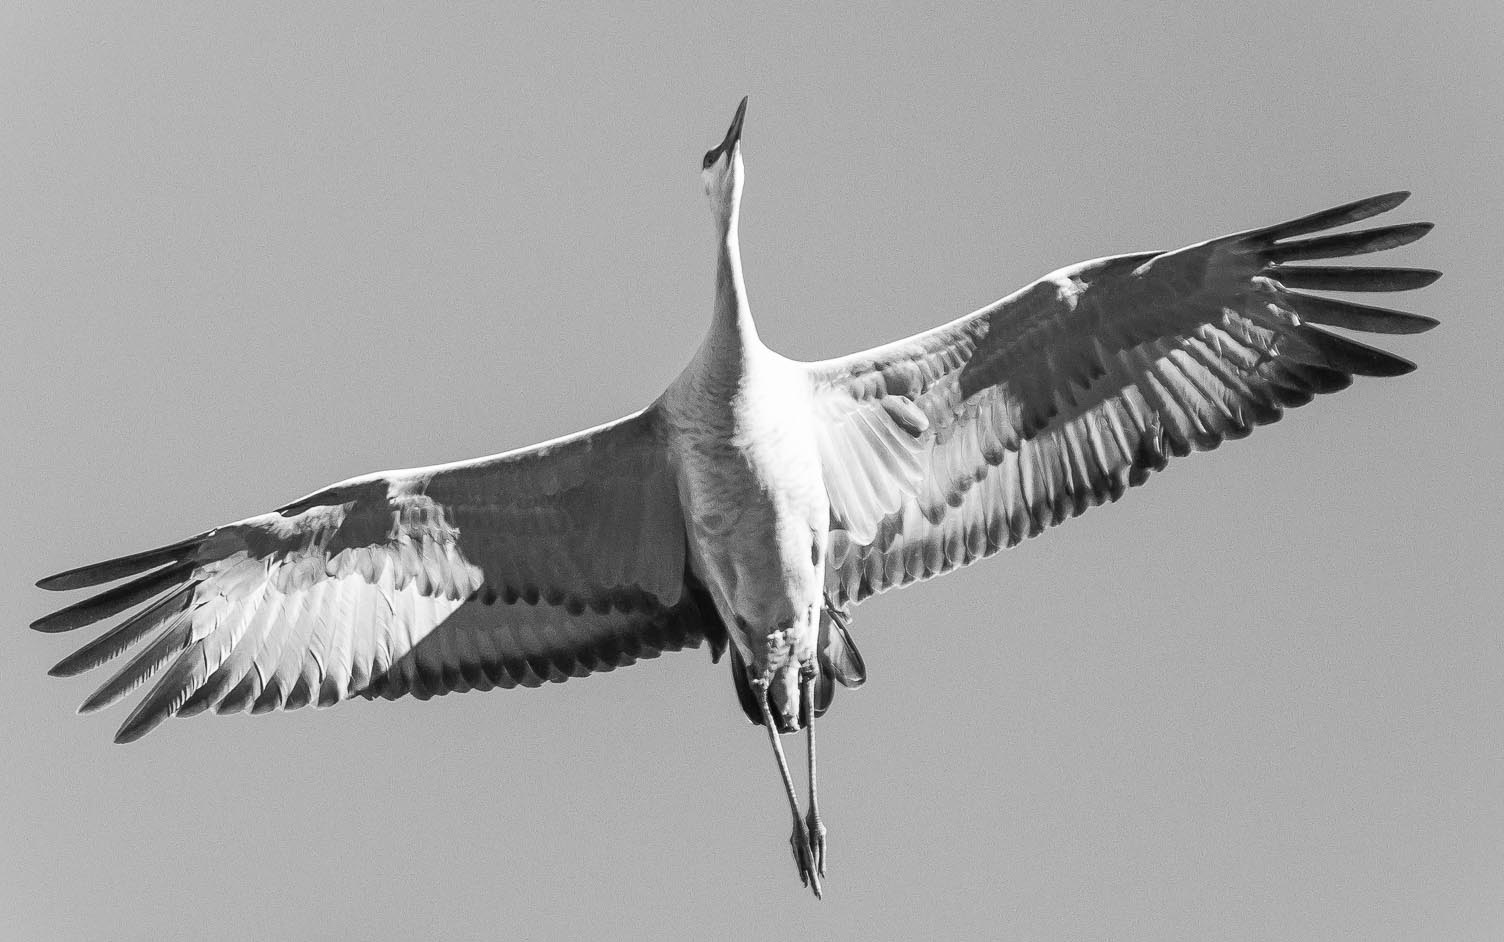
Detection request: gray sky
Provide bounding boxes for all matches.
[4,3,1502,940]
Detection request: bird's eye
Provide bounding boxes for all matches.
[703,149,718,170]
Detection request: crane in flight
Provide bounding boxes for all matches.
[34,97,1439,898]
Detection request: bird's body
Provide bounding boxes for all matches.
[33,97,1441,898]
[665,351,828,729]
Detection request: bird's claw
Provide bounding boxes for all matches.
[789,818,823,899]
[806,812,827,878]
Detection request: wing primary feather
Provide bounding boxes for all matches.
[1250,191,1410,242]
[1278,362,1353,395]
[37,533,207,591]
[114,642,211,743]
[1267,223,1433,263]
[1278,290,1440,335]
[31,561,195,633]
[175,597,241,718]
[48,583,196,678]
[78,609,195,714]
[1270,266,1441,292]
[1296,325,1418,377]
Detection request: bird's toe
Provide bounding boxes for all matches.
[789,818,823,899]
[805,812,827,878]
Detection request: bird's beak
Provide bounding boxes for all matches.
[720,96,747,156]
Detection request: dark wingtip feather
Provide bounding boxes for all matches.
[51,655,98,680]
[37,534,205,591]
[31,562,194,633]
[76,615,192,715]
[112,651,202,743]
[1284,291,1441,335]
[114,714,163,744]
[45,583,195,678]
[30,612,73,634]
[1271,266,1443,293]
[1254,191,1410,242]
[1269,222,1433,263]
[1302,325,1418,377]
[77,691,111,715]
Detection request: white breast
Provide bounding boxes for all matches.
[662,351,829,668]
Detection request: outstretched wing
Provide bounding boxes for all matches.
[33,407,724,743]
[807,192,1439,605]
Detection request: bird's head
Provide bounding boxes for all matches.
[701,96,747,229]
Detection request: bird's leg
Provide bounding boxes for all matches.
[799,663,827,879]
[752,677,822,899]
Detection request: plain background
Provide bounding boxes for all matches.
[4,3,1501,940]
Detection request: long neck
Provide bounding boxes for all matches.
[705,192,760,360]
[715,228,756,341]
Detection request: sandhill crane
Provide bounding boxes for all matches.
[33,97,1439,898]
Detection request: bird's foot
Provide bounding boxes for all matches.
[789,817,823,899]
[805,811,827,878]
